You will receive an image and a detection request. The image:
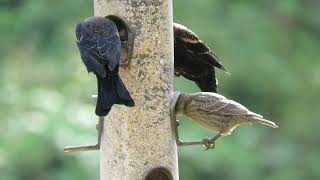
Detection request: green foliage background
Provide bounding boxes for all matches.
[1,0,319,179]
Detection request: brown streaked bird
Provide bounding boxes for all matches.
[175,92,278,150]
[174,23,228,92]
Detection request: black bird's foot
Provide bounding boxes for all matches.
[201,138,215,150]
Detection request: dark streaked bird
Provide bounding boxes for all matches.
[76,16,134,116]
[174,23,227,92]
[175,92,278,149]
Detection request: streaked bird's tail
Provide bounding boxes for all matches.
[95,75,134,116]
[246,115,278,128]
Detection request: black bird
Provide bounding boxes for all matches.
[174,23,228,92]
[76,16,134,116]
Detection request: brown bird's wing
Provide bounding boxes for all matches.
[189,92,262,117]
[173,23,226,71]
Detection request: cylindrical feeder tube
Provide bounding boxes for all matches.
[94,0,178,179]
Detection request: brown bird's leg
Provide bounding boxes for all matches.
[174,121,207,146]
[170,92,200,146]
[173,118,214,147]
[172,118,221,148]
[202,133,222,151]
[64,117,104,152]
[170,92,183,145]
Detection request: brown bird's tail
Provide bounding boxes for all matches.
[245,115,278,128]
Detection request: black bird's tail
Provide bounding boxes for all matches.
[95,75,135,116]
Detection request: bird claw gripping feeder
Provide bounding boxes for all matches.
[64,15,135,153]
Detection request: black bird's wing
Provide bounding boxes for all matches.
[76,21,121,78]
[173,23,225,70]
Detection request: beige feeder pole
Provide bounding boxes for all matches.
[94,0,178,179]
